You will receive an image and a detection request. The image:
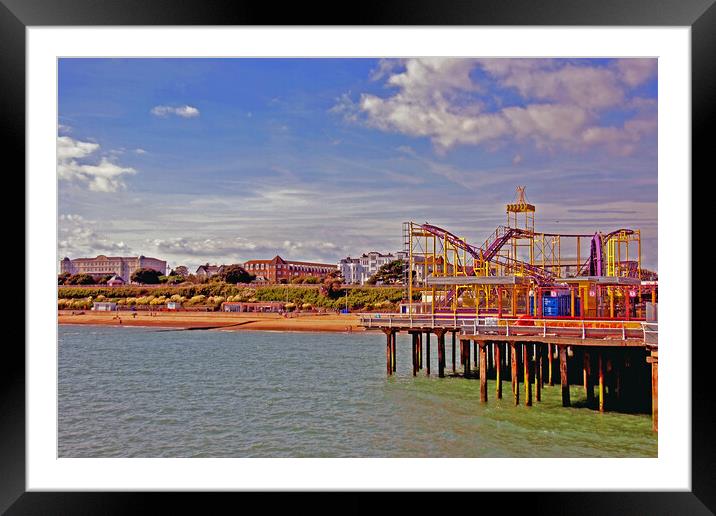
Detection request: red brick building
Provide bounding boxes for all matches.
[243,255,337,284]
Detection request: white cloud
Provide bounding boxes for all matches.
[134,148,147,154]
[57,136,136,192]
[150,105,200,118]
[58,214,132,258]
[334,58,657,155]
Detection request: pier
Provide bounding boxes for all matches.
[365,314,658,430]
[362,187,658,431]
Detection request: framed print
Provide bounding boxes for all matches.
[4,0,710,512]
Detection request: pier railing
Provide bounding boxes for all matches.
[359,313,657,345]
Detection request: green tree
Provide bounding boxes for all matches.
[320,270,344,298]
[131,268,162,285]
[58,272,71,285]
[67,273,95,285]
[220,264,255,284]
[367,260,406,285]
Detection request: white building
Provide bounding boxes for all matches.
[338,251,410,285]
[339,257,363,284]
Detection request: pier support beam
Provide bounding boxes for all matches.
[426,332,431,376]
[559,345,570,407]
[391,332,396,373]
[462,339,471,375]
[511,343,519,405]
[473,341,478,368]
[479,342,488,402]
[548,344,554,386]
[535,345,542,402]
[598,351,605,412]
[647,351,658,432]
[523,343,532,406]
[437,330,446,378]
[411,332,418,376]
[495,342,502,399]
[385,330,393,375]
[451,331,456,373]
[584,351,593,405]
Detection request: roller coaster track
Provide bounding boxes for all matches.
[419,223,555,285]
[576,228,637,277]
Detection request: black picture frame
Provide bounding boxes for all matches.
[4,0,708,512]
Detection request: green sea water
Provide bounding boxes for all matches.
[58,326,657,457]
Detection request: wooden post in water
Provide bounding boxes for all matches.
[418,333,422,371]
[425,332,431,376]
[583,351,593,405]
[523,343,532,406]
[479,342,488,402]
[598,350,605,412]
[411,333,418,376]
[548,344,554,386]
[391,331,396,373]
[473,341,478,368]
[437,330,445,378]
[463,339,471,375]
[648,351,658,432]
[385,330,392,376]
[559,345,570,407]
[495,342,502,399]
[451,331,456,373]
[511,342,519,405]
[534,344,542,402]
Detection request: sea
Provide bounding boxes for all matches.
[58,325,657,458]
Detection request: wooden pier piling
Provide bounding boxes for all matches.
[385,330,392,376]
[437,330,446,378]
[598,351,605,412]
[391,332,396,373]
[495,342,502,399]
[426,332,431,376]
[647,350,658,432]
[473,341,478,368]
[418,333,422,371]
[411,332,418,376]
[523,343,532,406]
[479,342,488,402]
[535,344,541,402]
[548,343,554,386]
[511,342,519,405]
[559,345,570,407]
[451,331,456,373]
[583,351,593,405]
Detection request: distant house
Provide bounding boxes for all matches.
[107,275,125,286]
[195,264,222,279]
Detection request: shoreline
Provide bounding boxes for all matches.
[58,310,365,333]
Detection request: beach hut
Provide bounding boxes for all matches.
[166,301,182,311]
[92,301,118,311]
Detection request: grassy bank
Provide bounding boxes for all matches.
[58,284,412,311]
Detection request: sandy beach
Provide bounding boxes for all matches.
[58,310,364,333]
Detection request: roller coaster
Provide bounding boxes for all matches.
[402,187,656,321]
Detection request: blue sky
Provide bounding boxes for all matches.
[58,58,658,271]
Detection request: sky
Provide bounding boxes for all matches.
[57,58,658,272]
